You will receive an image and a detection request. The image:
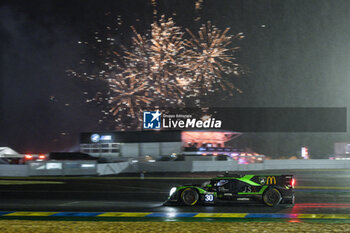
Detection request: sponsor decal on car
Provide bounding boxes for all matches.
[204,194,214,202]
[266,176,276,185]
[259,176,266,185]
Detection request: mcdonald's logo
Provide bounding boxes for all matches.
[266,176,276,185]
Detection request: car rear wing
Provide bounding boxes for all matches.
[278,175,295,189]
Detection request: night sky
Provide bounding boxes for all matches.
[1,0,350,157]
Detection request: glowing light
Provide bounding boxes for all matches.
[182,131,241,146]
[291,178,296,188]
[81,164,96,168]
[169,187,177,196]
[24,154,33,160]
[288,219,301,223]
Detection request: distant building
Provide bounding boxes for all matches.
[333,142,350,160]
[81,131,182,158]
[0,147,20,156]
[80,130,265,163]
[0,147,22,164]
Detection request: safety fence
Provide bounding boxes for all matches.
[98,159,350,175]
[0,161,97,176]
[1,159,350,176]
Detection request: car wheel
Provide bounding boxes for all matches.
[263,188,282,207]
[181,188,199,206]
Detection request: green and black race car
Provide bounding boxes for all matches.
[166,173,295,207]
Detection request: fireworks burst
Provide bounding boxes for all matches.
[70,1,245,130]
[108,76,153,117]
[184,21,245,95]
[119,16,189,105]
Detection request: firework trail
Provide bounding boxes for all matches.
[151,0,158,19]
[194,0,204,22]
[70,1,245,130]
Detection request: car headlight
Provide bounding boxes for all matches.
[169,187,177,196]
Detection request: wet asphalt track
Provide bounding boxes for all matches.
[1,169,350,214]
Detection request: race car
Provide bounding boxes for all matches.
[166,173,295,207]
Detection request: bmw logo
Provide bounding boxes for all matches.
[91,134,100,142]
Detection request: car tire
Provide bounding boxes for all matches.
[263,188,282,207]
[181,188,199,206]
